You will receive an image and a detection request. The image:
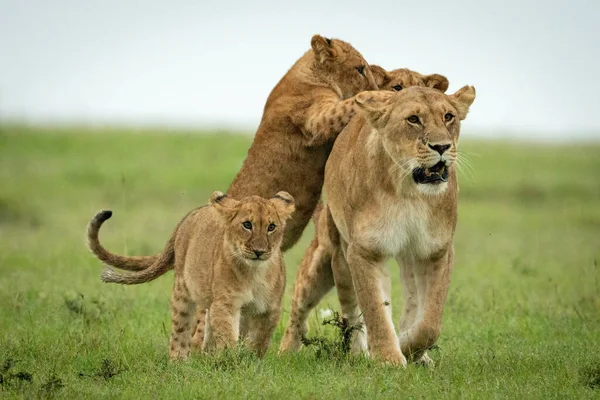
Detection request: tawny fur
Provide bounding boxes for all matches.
[280,85,476,366]
[86,34,381,276]
[89,191,295,360]
[280,68,450,355]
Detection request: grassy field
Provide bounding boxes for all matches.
[1,124,599,399]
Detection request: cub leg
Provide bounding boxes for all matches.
[208,298,241,351]
[191,308,207,351]
[345,242,406,366]
[246,309,281,357]
[169,278,197,360]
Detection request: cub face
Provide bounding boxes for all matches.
[311,35,378,98]
[211,191,295,264]
[356,85,476,194]
[370,65,449,93]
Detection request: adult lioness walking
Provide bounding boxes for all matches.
[287,85,476,365]
[280,68,450,354]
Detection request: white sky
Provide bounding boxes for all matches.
[1,0,599,140]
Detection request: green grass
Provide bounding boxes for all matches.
[1,124,599,399]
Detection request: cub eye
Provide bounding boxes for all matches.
[407,115,420,124]
[267,223,276,232]
[242,221,252,230]
[356,66,365,76]
[444,113,454,122]
[392,85,403,91]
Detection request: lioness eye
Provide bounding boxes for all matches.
[444,113,454,122]
[242,221,252,230]
[407,115,420,124]
[267,223,276,232]
[356,66,365,75]
[392,84,403,91]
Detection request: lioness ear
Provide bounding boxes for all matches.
[370,65,391,88]
[355,90,394,128]
[270,191,295,221]
[423,74,449,92]
[449,85,476,120]
[210,191,240,220]
[311,34,336,63]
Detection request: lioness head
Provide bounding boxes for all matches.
[370,65,449,93]
[311,34,379,98]
[356,85,476,195]
[210,191,295,264]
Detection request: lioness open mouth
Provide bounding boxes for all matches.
[412,161,449,184]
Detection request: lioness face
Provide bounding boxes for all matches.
[210,191,295,264]
[311,35,378,98]
[356,85,476,195]
[371,66,449,93]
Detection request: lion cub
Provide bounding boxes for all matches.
[89,191,294,359]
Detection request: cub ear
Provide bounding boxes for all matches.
[209,191,240,220]
[311,34,336,63]
[270,191,295,220]
[449,85,476,120]
[422,73,449,92]
[370,65,391,88]
[354,90,394,128]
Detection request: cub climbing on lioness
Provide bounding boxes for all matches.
[88,191,295,359]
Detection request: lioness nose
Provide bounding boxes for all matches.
[254,250,265,258]
[428,143,451,155]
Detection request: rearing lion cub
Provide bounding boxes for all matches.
[287,85,476,365]
[89,191,295,359]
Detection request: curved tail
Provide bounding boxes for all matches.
[100,232,175,285]
[87,210,159,271]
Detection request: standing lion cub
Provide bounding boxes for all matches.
[88,191,295,359]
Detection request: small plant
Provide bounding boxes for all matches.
[38,375,64,399]
[301,311,363,362]
[78,358,126,381]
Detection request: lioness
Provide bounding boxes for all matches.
[285,85,476,365]
[89,191,295,359]
[280,69,450,354]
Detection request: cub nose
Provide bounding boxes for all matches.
[254,250,265,258]
[428,142,451,155]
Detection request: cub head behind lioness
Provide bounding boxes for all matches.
[370,65,449,93]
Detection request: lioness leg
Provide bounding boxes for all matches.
[345,242,406,366]
[331,245,368,354]
[246,309,281,357]
[280,236,334,352]
[169,278,197,360]
[398,247,453,362]
[395,256,433,365]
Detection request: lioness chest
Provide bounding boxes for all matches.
[351,198,447,260]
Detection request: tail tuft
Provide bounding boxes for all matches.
[93,210,113,224]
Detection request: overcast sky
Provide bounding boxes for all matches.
[1,0,599,140]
